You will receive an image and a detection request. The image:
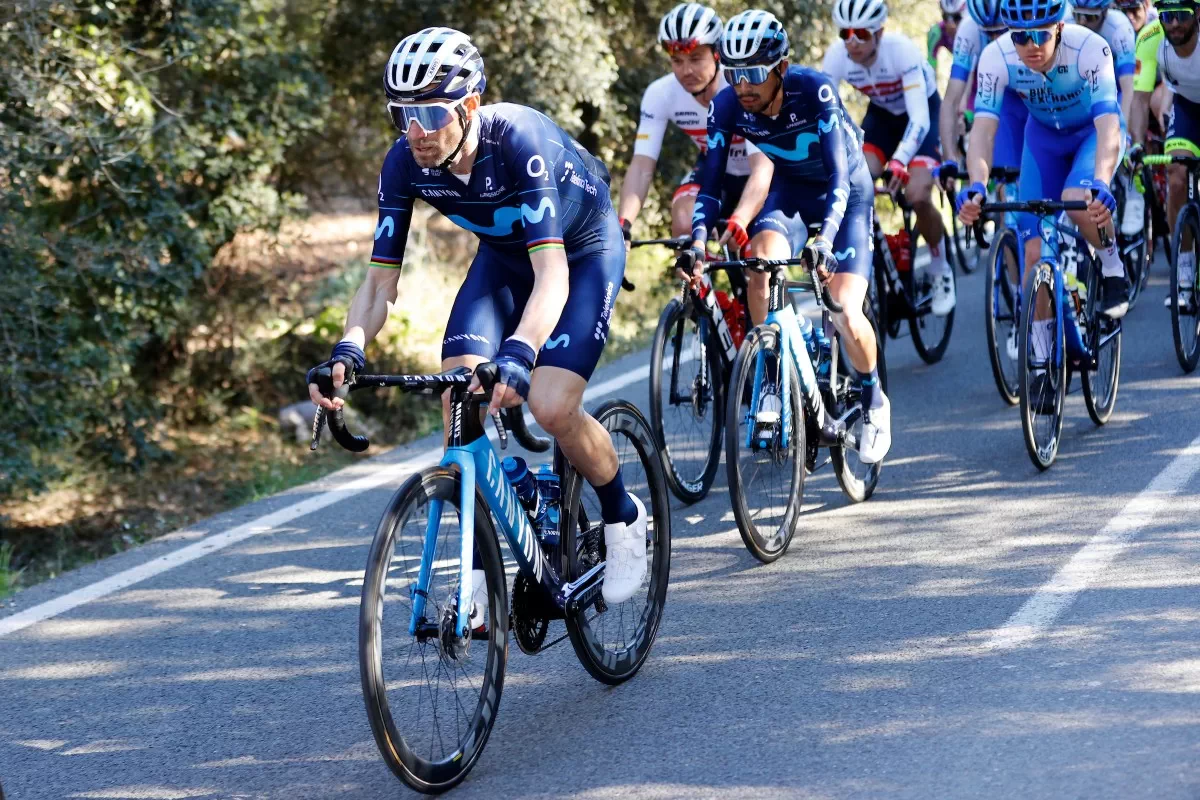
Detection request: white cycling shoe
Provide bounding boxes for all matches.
[931,272,956,317]
[602,494,648,605]
[1121,191,1145,237]
[858,393,892,465]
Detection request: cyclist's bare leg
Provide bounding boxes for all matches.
[527,366,619,485]
[826,273,877,374]
[671,190,698,239]
[865,150,885,179]
[908,165,947,257]
[1025,236,1055,321]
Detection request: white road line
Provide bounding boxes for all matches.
[985,431,1200,651]
[0,358,665,638]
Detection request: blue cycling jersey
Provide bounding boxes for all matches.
[975,25,1121,133]
[692,66,866,245]
[1063,9,1137,79]
[370,103,613,271]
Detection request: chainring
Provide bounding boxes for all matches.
[511,572,550,655]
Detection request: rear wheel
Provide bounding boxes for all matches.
[648,297,723,503]
[984,228,1022,405]
[830,302,885,502]
[561,400,671,685]
[1170,203,1200,373]
[1081,255,1122,425]
[1019,262,1066,470]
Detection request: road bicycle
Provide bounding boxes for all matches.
[634,233,746,503]
[310,363,670,792]
[720,253,887,562]
[1144,153,1200,372]
[977,199,1123,470]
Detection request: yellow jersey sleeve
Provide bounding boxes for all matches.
[1134,20,1164,94]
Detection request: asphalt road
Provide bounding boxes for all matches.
[2,255,1199,800]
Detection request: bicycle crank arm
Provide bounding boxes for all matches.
[559,561,606,612]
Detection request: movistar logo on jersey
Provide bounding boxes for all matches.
[375,216,394,240]
[707,131,726,150]
[447,198,557,237]
[818,115,838,134]
[754,133,820,162]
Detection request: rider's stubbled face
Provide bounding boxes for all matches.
[734,68,780,113]
[1163,13,1198,46]
[406,96,479,168]
[670,46,719,94]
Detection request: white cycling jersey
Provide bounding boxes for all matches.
[1064,7,1137,78]
[822,32,937,163]
[633,73,753,176]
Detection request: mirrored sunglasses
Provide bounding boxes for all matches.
[1010,28,1056,46]
[1160,7,1196,23]
[724,62,780,85]
[943,12,963,22]
[386,100,463,134]
[664,39,701,56]
[838,26,877,42]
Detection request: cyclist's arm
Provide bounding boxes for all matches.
[342,151,416,348]
[1119,74,1135,123]
[893,53,932,165]
[618,87,670,223]
[813,74,854,243]
[1130,88,1153,145]
[690,97,736,248]
[1113,19,1138,122]
[1086,37,1123,183]
[966,44,1007,185]
[617,155,658,223]
[940,77,970,162]
[1132,23,1164,143]
[512,247,570,351]
[728,150,774,229]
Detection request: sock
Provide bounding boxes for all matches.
[1098,239,1124,279]
[1032,319,1054,363]
[1181,251,1196,285]
[593,471,637,525]
[929,239,951,277]
[860,368,883,410]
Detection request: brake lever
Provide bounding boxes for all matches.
[310,407,325,451]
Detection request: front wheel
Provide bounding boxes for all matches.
[725,324,804,563]
[359,468,509,794]
[561,400,671,685]
[648,297,724,504]
[909,256,956,364]
[1019,262,1066,470]
[1170,203,1200,373]
[984,228,1022,405]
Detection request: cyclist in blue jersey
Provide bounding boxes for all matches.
[683,9,891,464]
[305,28,647,605]
[958,0,1130,394]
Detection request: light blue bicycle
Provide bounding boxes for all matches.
[311,363,670,793]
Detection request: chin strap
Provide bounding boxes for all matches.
[764,65,785,112]
[439,105,473,171]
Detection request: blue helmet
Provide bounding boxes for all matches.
[1000,0,1067,27]
[384,27,486,103]
[967,0,1006,27]
[721,10,790,67]
[1071,0,1113,9]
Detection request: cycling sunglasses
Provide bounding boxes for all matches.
[943,12,963,22]
[1072,9,1105,22]
[724,60,782,85]
[1160,7,1196,23]
[1010,28,1056,46]
[664,38,702,56]
[838,26,877,43]
[387,99,464,134]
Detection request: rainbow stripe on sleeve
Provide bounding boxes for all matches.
[527,237,565,255]
[368,254,404,269]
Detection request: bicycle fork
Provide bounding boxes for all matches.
[749,304,836,450]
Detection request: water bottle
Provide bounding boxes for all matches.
[539,505,561,548]
[501,456,541,519]
[534,464,560,548]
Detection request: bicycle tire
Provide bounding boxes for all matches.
[984,228,1022,405]
[725,324,804,563]
[1170,203,1200,372]
[1115,179,1149,310]
[360,468,508,794]
[906,215,956,364]
[830,301,885,502]
[1019,262,1066,470]
[871,243,891,348]
[648,297,724,504]
[561,399,671,685]
[1081,252,1122,425]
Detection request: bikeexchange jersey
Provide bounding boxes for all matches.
[370,103,613,271]
[633,72,755,175]
[975,25,1120,132]
[822,32,938,164]
[1063,8,1137,81]
[692,66,866,244]
[1134,18,1200,100]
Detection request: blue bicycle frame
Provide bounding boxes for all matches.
[745,291,825,450]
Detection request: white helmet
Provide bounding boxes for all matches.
[832,0,889,29]
[940,0,967,12]
[383,27,486,103]
[658,3,723,49]
[721,10,790,66]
